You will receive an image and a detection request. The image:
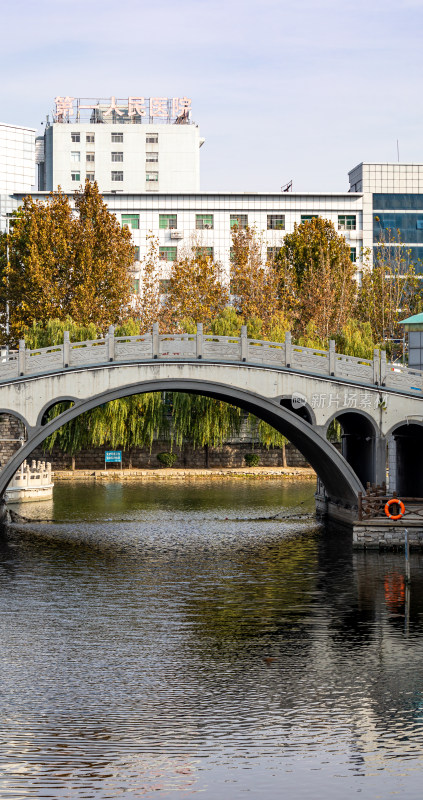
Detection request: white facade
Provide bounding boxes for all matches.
[39,122,203,194]
[101,191,363,285]
[0,122,35,195]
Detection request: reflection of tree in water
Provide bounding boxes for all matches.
[185,533,319,646]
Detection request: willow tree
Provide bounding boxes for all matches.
[44,394,169,468]
[0,180,134,344]
[170,393,243,466]
[277,218,356,340]
[164,242,229,329]
[230,225,280,328]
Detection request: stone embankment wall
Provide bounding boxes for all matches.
[27,440,309,470]
[353,521,423,549]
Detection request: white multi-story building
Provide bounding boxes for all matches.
[36,96,203,194]
[0,122,35,196]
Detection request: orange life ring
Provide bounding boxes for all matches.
[384,498,405,520]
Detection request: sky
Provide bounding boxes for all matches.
[2,0,423,193]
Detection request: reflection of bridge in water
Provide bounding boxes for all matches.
[1,324,423,526]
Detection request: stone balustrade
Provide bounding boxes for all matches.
[0,323,421,396]
[9,459,52,489]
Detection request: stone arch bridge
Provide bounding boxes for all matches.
[0,324,422,518]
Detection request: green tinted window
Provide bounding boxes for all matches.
[159,214,177,229]
[122,214,139,230]
[230,214,248,229]
[159,247,177,261]
[196,214,214,230]
[338,215,356,231]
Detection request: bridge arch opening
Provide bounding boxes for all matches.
[279,398,313,424]
[389,422,423,496]
[39,398,76,427]
[326,411,378,489]
[0,378,364,507]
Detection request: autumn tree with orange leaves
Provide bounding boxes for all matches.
[0,181,134,343]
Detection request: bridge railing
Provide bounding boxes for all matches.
[0,323,422,396]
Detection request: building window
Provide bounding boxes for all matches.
[229,247,234,262]
[417,220,423,230]
[301,215,319,223]
[111,132,123,143]
[146,152,158,162]
[196,214,214,230]
[86,173,95,182]
[112,152,123,162]
[122,214,140,230]
[146,172,159,182]
[159,246,177,261]
[159,214,177,229]
[230,214,248,229]
[267,247,282,261]
[86,152,95,163]
[159,279,170,293]
[146,134,158,144]
[111,171,123,181]
[267,215,285,230]
[71,151,80,162]
[71,171,81,181]
[338,214,356,231]
[134,246,140,260]
[350,247,357,263]
[86,133,95,143]
[196,247,214,258]
[71,133,80,143]
[132,278,140,294]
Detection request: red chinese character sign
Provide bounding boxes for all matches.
[53,97,192,123]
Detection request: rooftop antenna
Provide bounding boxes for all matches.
[397,139,400,162]
[281,179,293,192]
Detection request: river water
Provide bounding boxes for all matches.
[1,479,423,799]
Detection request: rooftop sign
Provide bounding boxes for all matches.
[54,96,192,124]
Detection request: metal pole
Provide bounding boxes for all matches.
[404,527,411,584]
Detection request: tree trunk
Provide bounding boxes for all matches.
[71,455,76,471]
[205,443,209,468]
[282,443,287,468]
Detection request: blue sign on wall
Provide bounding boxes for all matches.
[105,451,122,462]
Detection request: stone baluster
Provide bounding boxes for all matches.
[373,348,380,385]
[63,331,70,367]
[152,322,159,359]
[241,326,248,362]
[18,340,25,376]
[107,325,115,362]
[329,339,335,376]
[380,350,387,386]
[196,323,203,359]
[284,331,292,368]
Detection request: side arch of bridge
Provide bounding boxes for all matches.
[0,376,364,505]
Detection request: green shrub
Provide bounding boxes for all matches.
[157,451,178,468]
[244,452,260,467]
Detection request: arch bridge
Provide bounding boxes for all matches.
[0,324,423,519]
